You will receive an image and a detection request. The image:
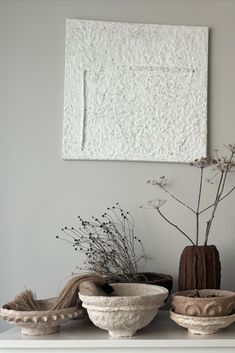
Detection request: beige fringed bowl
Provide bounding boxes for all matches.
[79,283,168,337]
[0,298,86,336]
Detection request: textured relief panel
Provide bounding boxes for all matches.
[63,19,208,162]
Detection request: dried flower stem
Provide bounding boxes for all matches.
[204,171,224,245]
[148,179,196,214]
[161,185,196,214]
[204,150,235,245]
[57,204,146,281]
[156,207,195,245]
[147,145,235,246]
[199,185,235,214]
[196,167,204,245]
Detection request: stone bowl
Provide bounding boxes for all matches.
[170,309,235,335]
[79,283,168,337]
[172,289,235,317]
[0,298,86,336]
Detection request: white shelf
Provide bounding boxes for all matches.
[0,311,235,349]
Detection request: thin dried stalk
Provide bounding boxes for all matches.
[204,149,235,245]
[51,274,105,310]
[3,274,106,312]
[196,167,204,245]
[199,185,235,214]
[147,145,235,246]
[3,290,41,311]
[156,206,195,245]
[57,204,146,281]
[147,178,196,214]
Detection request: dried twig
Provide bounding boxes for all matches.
[3,274,107,312]
[57,204,146,281]
[156,207,195,245]
[51,274,105,310]
[204,150,235,245]
[147,178,196,214]
[146,144,235,246]
[199,185,235,214]
[3,290,41,311]
[196,167,204,245]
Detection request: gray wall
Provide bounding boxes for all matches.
[1,0,235,333]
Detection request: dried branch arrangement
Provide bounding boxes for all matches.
[57,203,146,282]
[51,274,105,310]
[3,290,41,311]
[145,144,235,246]
[3,274,105,311]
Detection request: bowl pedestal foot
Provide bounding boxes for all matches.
[109,330,137,337]
[188,328,218,335]
[21,326,60,336]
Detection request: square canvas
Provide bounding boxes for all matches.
[63,19,208,162]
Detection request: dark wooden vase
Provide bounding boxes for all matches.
[178,245,221,291]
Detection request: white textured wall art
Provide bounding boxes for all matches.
[63,19,208,162]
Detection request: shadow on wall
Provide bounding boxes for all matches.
[0,321,10,334]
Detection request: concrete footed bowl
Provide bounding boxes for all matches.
[79,283,168,337]
[0,298,86,336]
[170,309,235,335]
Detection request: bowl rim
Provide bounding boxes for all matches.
[79,283,169,300]
[172,289,235,300]
[170,309,235,321]
[0,297,79,317]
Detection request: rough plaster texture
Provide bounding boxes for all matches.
[1,0,235,335]
[63,20,208,162]
[79,283,168,337]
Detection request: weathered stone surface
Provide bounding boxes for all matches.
[79,283,168,337]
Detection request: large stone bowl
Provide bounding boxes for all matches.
[0,298,86,336]
[172,289,235,317]
[79,283,168,337]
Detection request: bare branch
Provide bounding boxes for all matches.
[148,178,196,214]
[156,207,195,246]
[199,185,235,214]
[161,185,196,214]
[204,150,235,245]
[196,167,204,245]
[204,171,225,245]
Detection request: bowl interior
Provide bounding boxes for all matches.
[2,298,56,312]
[173,289,235,299]
[81,283,168,298]
[111,283,167,297]
[37,298,56,310]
